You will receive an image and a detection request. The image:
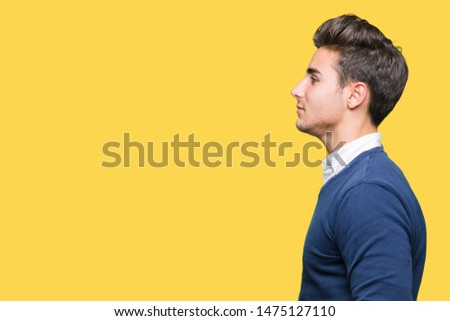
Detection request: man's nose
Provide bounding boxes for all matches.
[291,80,306,99]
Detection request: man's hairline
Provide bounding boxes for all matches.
[316,46,374,97]
[308,47,349,92]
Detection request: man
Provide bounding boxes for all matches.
[291,14,426,300]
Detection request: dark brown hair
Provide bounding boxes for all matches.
[314,14,408,126]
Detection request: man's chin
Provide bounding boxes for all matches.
[296,121,318,137]
[296,120,308,133]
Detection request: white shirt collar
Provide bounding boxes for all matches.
[322,132,382,185]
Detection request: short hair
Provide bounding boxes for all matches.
[313,14,408,126]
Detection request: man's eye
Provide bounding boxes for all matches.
[310,77,318,84]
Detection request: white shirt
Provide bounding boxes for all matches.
[322,132,382,185]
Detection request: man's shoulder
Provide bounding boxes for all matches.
[323,146,412,199]
[335,147,420,213]
[358,146,410,190]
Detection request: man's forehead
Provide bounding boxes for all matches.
[308,47,338,74]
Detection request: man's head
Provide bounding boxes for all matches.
[313,14,408,126]
[292,14,408,140]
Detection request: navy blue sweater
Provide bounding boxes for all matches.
[299,147,426,301]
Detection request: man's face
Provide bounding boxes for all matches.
[291,47,347,138]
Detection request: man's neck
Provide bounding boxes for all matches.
[321,123,378,154]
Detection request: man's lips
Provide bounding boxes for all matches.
[297,104,305,114]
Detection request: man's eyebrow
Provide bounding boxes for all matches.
[307,68,322,76]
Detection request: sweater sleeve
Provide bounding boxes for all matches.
[335,183,413,300]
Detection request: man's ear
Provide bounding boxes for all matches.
[346,82,368,109]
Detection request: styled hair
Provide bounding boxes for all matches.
[313,14,408,126]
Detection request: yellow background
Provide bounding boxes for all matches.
[1,0,448,300]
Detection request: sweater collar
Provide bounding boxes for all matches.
[322,132,382,185]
